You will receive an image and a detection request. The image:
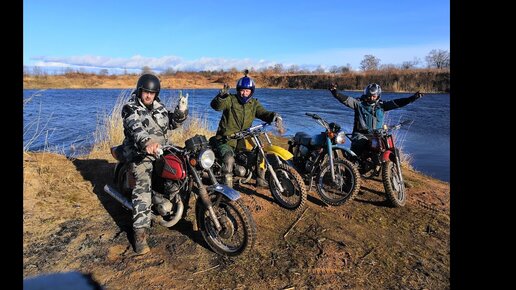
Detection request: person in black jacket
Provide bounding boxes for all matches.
[329,82,423,156]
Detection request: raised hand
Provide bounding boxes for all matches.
[219,83,230,98]
[412,91,424,100]
[329,82,338,92]
[178,91,188,112]
[272,113,286,135]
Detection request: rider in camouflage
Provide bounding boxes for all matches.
[121,73,188,255]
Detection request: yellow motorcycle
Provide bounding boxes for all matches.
[214,122,307,211]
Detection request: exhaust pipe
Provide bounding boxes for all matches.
[153,195,184,227]
[103,184,133,210]
[104,184,184,228]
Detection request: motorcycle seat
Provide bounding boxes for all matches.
[294,132,313,147]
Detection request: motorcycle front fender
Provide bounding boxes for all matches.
[332,144,357,159]
[207,184,241,201]
[263,145,294,161]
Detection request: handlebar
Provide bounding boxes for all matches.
[155,144,184,157]
[305,112,330,130]
[305,112,321,120]
[228,122,271,140]
[346,120,414,138]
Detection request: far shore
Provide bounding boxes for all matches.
[23,69,450,93]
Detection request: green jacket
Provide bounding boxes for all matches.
[211,93,276,148]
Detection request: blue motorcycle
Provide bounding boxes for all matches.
[287,113,360,206]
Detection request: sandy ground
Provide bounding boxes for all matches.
[23,150,449,289]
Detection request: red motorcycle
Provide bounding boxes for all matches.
[103,134,256,256]
[342,120,413,207]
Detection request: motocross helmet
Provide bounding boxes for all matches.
[363,83,381,104]
[136,73,161,99]
[236,70,255,104]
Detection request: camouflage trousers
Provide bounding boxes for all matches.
[130,157,154,229]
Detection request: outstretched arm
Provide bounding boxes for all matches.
[382,91,424,111]
[255,101,277,123]
[329,83,358,108]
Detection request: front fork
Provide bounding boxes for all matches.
[326,137,336,181]
[393,148,405,190]
[187,162,222,231]
[253,134,285,193]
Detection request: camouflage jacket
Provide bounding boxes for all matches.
[211,93,276,148]
[121,93,186,161]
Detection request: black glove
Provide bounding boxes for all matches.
[329,83,338,96]
[410,91,424,101]
[219,83,230,98]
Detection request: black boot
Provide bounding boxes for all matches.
[255,168,268,188]
[133,228,150,255]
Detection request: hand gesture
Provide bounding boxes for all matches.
[219,83,230,98]
[177,92,188,112]
[272,113,286,135]
[329,83,338,92]
[272,113,283,124]
[412,91,424,100]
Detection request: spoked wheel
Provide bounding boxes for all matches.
[382,160,406,207]
[268,163,307,211]
[196,195,256,256]
[316,159,360,206]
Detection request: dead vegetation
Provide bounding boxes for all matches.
[23,145,449,289]
[23,84,449,288]
[23,69,449,93]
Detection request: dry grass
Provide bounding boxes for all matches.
[23,69,449,93]
[92,90,131,153]
[23,90,67,155]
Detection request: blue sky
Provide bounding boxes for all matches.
[24,0,449,73]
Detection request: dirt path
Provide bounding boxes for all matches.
[23,151,449,289]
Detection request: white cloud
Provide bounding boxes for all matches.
[27,42,450,73]
[29,55,278,73]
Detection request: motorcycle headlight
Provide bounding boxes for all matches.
[198,149,215,169]
[335,132,346,144]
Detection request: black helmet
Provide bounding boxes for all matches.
[364,83,381,98]
[235,70,255,104]
[136,74,161,99]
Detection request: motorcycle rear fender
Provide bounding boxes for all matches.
[207,184,241,201]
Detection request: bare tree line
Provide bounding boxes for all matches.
[24,49,449,77]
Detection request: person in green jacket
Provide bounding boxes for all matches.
[210,70,282,188]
